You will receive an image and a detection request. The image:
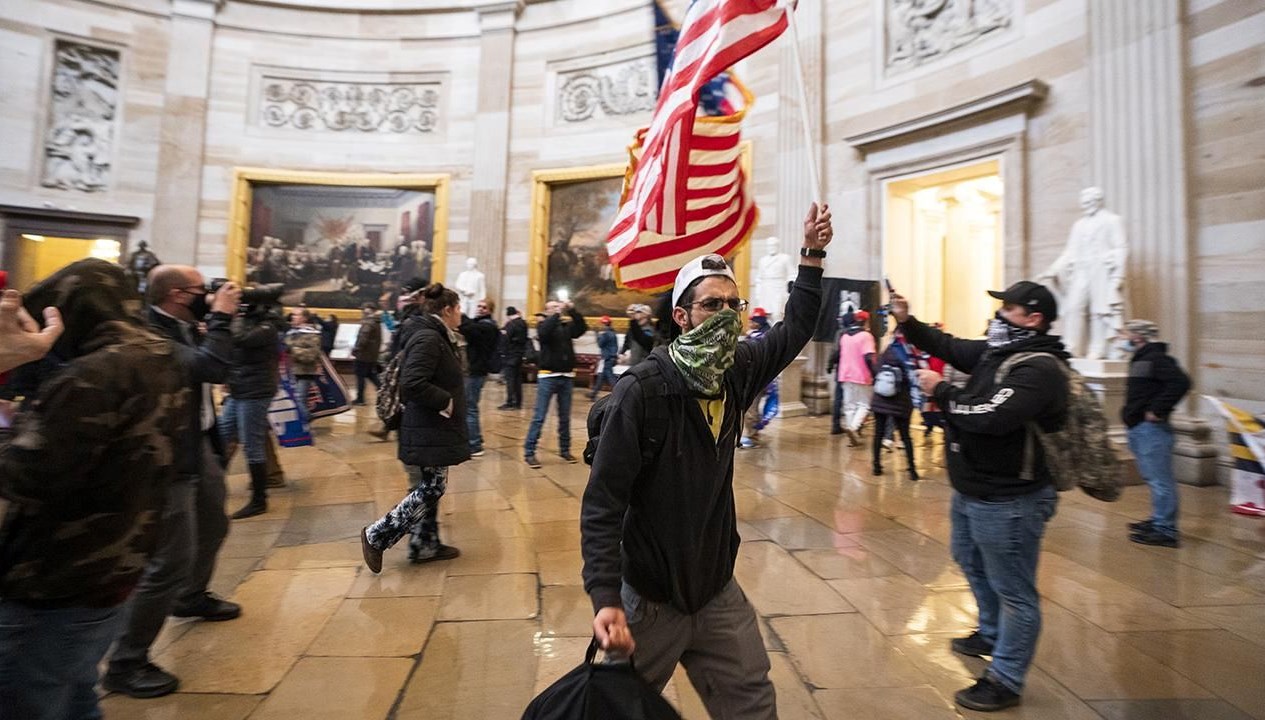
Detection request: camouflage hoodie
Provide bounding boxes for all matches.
[0,259,190,607]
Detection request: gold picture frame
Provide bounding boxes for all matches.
[527,147,752,331]
[227,167,450,320]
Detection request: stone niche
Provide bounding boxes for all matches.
[885,0,1015,74]
[41,40,120,193]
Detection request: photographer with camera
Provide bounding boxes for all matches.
[217,284,287,520]
[104,266,243,699]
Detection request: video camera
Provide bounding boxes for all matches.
[208,279,284,311]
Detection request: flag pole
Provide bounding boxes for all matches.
[780,0,823,205]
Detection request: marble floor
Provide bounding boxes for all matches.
[101,382,1265,720]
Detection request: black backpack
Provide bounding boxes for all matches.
[522,639,682,720]
[583,362,675,467]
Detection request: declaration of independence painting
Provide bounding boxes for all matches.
[246,183,439,310]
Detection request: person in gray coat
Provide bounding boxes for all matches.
[360,283,470,572]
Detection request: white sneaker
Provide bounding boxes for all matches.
[470,449,485,458]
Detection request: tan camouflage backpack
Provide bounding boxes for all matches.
[995,352,1122,502]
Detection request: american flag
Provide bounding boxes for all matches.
[608,0,787,291]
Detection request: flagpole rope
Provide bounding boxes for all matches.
[781,0,823,205]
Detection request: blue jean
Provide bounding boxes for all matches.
[590,359,617,397]
[465,375,486,451]
[524,375,573,457]
[0,601,122,720]
[1129,421,1178,536]
[950,484,1057,694]
[218,396,271,464]
[294,377,315,423]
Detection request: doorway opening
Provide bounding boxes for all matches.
[5,234,123,290]
[883,158,1003,338]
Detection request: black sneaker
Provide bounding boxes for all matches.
[872,466,883,476]
[525,454,542,469]
[560,452,578,464]
[1130,528,1179,547]
[103,662,180,699]
[410,543,461,564]
[955,675,1021,712]
[1128,519,1154,533]
[831,426,844,435]
[950,631,994,657]
[172,592,241,621]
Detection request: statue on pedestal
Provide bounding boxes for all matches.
[455,257,486,318]
[754,237,796,320]
[1038,187,1128,359]
[126,240,161,295]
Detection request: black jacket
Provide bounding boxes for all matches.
[148,307,233,476]
[398,313,471,468]
[537,308,587,373]
[460,314,500,376]
[581,265,822,615]
[901,317,1069,499]
[868,341,915,419]
[1123,342,1190,428]
[225,315,284,400]
[503,316,528,357]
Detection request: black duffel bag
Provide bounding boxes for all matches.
[522,639,682,720]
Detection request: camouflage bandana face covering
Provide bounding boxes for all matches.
[668,308,743,398]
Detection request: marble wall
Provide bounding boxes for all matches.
[1,0,1262,416]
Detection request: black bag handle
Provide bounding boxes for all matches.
[586,636,636,671]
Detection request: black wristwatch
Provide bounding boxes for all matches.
[800,247,827,259]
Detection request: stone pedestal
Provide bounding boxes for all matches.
[802,342,832,415]
[777,356,809,418]
[1171,412,1220,486]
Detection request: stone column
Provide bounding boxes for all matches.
[1087,0,1192,373]
[149,0,221,263]
[466,1,523,310]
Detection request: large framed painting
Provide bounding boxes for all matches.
[527,158,750,330]
[227,168,449,318]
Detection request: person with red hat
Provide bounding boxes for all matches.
[829,309,876,445]
[589,315,619,400]
[740,307,775,448]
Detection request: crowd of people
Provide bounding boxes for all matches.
[0,199,1196,718]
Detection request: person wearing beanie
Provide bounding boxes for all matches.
[581,203,832,717]
[1118,319,1190,547]
[499,306,528,410]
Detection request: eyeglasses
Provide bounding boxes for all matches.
[686,297,748,313]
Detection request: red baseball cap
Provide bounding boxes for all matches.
[600,315,611,324]
[751,307,768,318]
[854,310,870,323]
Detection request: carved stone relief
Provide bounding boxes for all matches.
[42,41,120,193]
[259,75,441,134]
[557,57,656,123]
[885,0,1013,73]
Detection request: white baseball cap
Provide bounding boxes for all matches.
[671,254,737,308]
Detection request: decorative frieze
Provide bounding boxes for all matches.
[885,0,1014,74]
[556,56,656,123]
[258,74,441,134]
[42,40,120,193]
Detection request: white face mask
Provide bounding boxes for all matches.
[1117,338,1143,354]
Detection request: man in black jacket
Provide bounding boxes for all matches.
[523,301,586,468]
[898,281,1068,712]
[460,298,500,457]
[499,306,528,410]
[1118,319,1191,547]
[219,304,286,520]
[105,266,242,698]
[582,203,831,719]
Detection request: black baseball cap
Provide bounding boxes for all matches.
[988,281,1058,322]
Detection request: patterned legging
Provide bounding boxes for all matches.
[365,465,449,555]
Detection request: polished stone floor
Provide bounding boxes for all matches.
[101,381,1265,720]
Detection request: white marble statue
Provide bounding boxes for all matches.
[754,237,796,320]
[1038,187,1128,359]
[455,257,487,318]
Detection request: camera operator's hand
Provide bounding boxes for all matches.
[917,369,943,396]
[211,281,242,315]
[889,293,910,324]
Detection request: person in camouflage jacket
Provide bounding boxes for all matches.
[0,259,189,720]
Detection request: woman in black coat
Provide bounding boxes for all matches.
[870,328,920,481]
[361,284,470,572]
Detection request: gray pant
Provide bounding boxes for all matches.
[623,579,776,720]
[110,436,228,670]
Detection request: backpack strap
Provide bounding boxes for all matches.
[624,362,677,465]
[993,352,1062,482]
